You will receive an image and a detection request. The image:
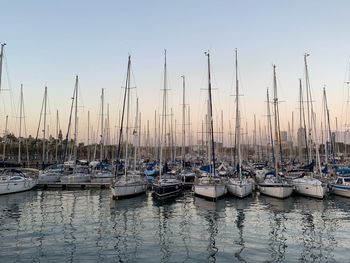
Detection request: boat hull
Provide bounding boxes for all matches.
[194,184,226,200]
[153,182,181,198]
[0,179,37,195]
[226,179,253,198]
[259,184,293,199]
[111,183,148,199]
[330,184,350,198]
[292,178,325,199]
[38,173,61,183]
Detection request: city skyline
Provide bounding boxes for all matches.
[1,1,350,145]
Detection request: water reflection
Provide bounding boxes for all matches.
[294,197,338,262]
[259,195,293,262]
[178,191,193,262]
[194,196,225,262]
[227,196,254,263]
[110,193,147,262]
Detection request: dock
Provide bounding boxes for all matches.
[37,182,111,189]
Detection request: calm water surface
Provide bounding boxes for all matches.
[1,189,350,262]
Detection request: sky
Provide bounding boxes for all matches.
[1,0,350,145]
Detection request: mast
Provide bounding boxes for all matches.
[87,110,90,161]
[304,53,313,161]
[273,65,283,172]
[100,88,104,163]
[73,76,78,174]
[133,98,139,172]
[160,49,168,177]
[116,55,130,176]
[181,75,186,168]
[55,110,59,162]
[43,86,47,164]
[18,84,23,164]
[266,89,275,173]
[2,115,8,162]
[205,51,216,177]
[125,58,132,176]
[234,49,242,179]
[0,43,6,96]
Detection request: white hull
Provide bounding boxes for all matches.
[112,174,148,199]
[259,184,293,199]
[0,179,37,195]
[194,176,226,200]
[226,179,253,198]
[292,178,325,199]
[38,173,61,183]
[90,172,114,183]
[60,174,91,183]
[111,182,148,198]
[194,184,226,199]
[331,185,350,198]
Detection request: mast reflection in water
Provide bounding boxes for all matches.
[1,190,350,262]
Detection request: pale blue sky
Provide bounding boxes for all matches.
[1,0,350,144]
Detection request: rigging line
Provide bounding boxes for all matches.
[35,89,45,140]
[4,54,16,117]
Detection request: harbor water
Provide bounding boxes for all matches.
[1,189,350,262]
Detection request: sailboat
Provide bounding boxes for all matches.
[0,80,37,194]
[111,55,148,199]
[193,51,226,200]
[291,55,326,199]
[60,76,91,184]
[258,65,293,199]
[91,89,114,183]
[152,50,182,198]
[179,75,196,187]
[0,168,37,195]
[226,49,253,198]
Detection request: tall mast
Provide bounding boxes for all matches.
[160,49,168,177]
[0,43,6,96]
[2,115,8,161]
[55,110,59,162]
[133,98,139,171]
[205,51,216,176]
[266,89,275,172]
[125,58,132,176]
[116,56,130,176]
[273,65,283,171]
[304,53,313,161]
[18,84,23,164]
[181,75,186,167]
[73,75,78,174]
[234,49,242,179]
[43,86,47,164]
[87,110,90,161]
[100,88,104,162]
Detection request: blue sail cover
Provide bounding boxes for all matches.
[335,166,350,175]
[200,164,213,173]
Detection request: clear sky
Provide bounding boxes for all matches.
[1,0,350,145]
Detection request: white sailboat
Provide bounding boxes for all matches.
[111,55,148,199]
[0,169,36,195]
[258,65,293,199]
[193,51,226,200]
[226,49,253,198]
[152,50,182,198]
[291,55,325,199]
[91,89,114,183]
[60,76,91,184]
